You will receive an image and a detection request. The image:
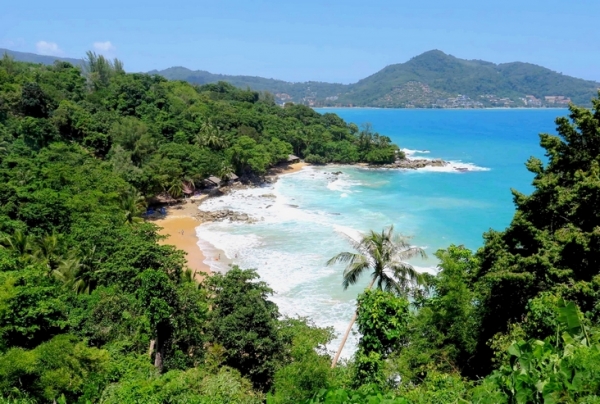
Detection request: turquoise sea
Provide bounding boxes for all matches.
[196,108,564,356]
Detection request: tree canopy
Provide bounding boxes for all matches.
[2,50,600,403]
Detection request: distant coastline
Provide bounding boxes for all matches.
[314,106,570,110]
[311,106,569,111]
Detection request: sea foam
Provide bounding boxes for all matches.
[193,156,487,357]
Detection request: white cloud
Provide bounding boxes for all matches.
[93,41,116,55]
[35,41,64,56]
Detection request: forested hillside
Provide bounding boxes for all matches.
[1,52,600,403]
[339,50,600,107]
[0,48,83,68]
[7,47,598,108]
[151,50,600,108]
[148,66,346,104]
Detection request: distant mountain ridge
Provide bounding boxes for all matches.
[147,66,348,103]
[341,50,600,108]
[4,47,599,108]
[0,48,83,67]
[151,50,600,108]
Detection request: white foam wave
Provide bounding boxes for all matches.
[326,174,362,194]
[402,148,431,157]
[194,182,373,356]
[191,164,462,358]
[401,147,490,173]
[198,186,325,225]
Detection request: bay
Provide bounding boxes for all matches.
[196,108,564,356]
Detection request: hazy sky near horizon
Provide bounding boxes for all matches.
[1,0,599,83]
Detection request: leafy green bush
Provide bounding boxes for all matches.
[304,154,329,165]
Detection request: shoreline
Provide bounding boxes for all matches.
[152,162,309,279]
[153,201,213,280]
[267,161,309,176]
[314,106,570,111]
[150,154,468,279]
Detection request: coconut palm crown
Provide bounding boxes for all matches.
[326,225,426,367]
[327,225,426,294]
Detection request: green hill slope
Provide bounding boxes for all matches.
[339,50,600,107]
[154,50,599,108]
[4,47,598,107]
[0,48,83,67]
[148,66,346,103]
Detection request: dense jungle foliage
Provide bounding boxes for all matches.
[0,52,398,199]
[1,52,600,403]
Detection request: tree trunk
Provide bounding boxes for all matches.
[331,278,376,368]
[330,310,358,368]
[148,339,155,358]
[153,334,163,372]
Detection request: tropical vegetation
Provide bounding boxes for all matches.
[1,49,600,403]
[152,50,600,108]
[7,47,598,108]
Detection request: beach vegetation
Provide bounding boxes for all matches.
[327,226,426,367]
[1,52,600,402]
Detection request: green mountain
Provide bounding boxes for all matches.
[148,66,345,102]
[340,50,600,107]
[4,47,598,107]
[153,50,600,108]
[0,47,84,67]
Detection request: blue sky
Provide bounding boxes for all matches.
[1,0,599,83]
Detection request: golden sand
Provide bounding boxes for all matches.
[153,161,308,279]
[268,161,309,176]
[154,201,211,279]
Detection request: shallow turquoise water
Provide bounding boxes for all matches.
[196,108,565,356]
[319,108,562,251]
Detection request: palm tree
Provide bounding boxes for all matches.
[0,230,33,259]
[120,190,147,224]
[33,232,63,272]
[167,181,184,200]
[53,247,101,294]
[182,176,196,196]
[195,121,227,150]
[218,162,235,182]
[326,225,426,367]
[53,256,81,289]
[0,138,9,156]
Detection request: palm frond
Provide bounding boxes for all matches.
[389,262,424,287]
[329,225,426,294]
[341,258,370,290]
[326,251,362,266]
[396,246,427,260]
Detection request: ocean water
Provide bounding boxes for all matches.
[196,108,564,356]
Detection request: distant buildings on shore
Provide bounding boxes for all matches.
[543,95,571,105]
[434,95,485,108]
[276,91,573,109]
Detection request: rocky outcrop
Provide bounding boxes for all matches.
[195,209,257,223]
[383,158,447,169]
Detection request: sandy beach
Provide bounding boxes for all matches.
[154,200,212,279]
[268,161,308,175]
[153,161,309,279]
